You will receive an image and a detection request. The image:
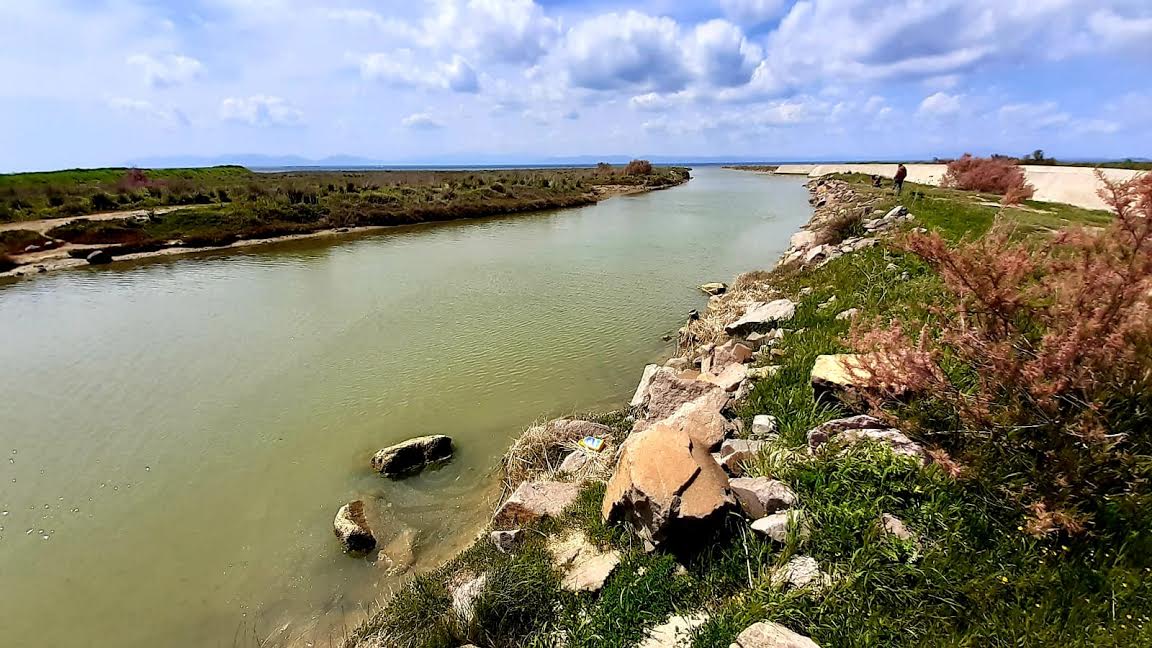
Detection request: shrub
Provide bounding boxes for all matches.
[816,207,866,245]
[850,171,1152,535]
[941,154,1035,203]
[624,159,653,176]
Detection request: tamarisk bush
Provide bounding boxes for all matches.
[942,154,1035,203]
[851,171,1152,535]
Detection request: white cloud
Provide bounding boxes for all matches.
[106,97,187,126]
[718,0,788,27]
[219,96,303,126]
[358,51,480,94]
[560,11,689,92]
[126,54,203,88]
[401,112,444,129]
[918,92,964,117]
[1088,9,1152,46]
[686,20,761,88]
[998,101,1070,129]
[421,0,560,64]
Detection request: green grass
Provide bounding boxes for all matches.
[347,175,1149,648]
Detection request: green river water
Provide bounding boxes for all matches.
[0,168,811,647]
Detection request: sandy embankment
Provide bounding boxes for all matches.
[771,164,1143,211]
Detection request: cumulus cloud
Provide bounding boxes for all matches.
[106,97,188,126]
[1088,9,1152,46]
[126,54,203,88]
[401,112,444,129]
[718,0,789,28]
[219,96,303,126]
[359,51,480,93]
[561,11,689,92]
[422,0,560,64]
[918,92,964,117]
[686,20,762,88]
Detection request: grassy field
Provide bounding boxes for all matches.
[0,165,688,256]
[347,175,1150,648]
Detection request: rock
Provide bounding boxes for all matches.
[558,449,601,477]
[639,613,710,648]
[718,439,770,475]
[548,531,622,592]
[747,366,782,380]
[371,435,454,477]
[602,416,734,551]
[23,244,40,253]
[451,572,487,625]
[333,500,376,554]
[810,354,870,402]
[804,245,836,265]
[631,364,662,408]
[86,250,112,265]
[713,340,754,368]
[661,389,733,450]
[817,295,837,309]
[492,480,582,528]
[725,300,797,334]
[699,282,727,296]
[379,527,418,574]
[839,428,927,463]
[733,379,752,402]
[885,205,907,221]
[730,478,797,519]
[879,513,914,541]
[789,230,817,249]
[806,415,888,449]
[731,621,821,648]
[835,308,860,321]
[751,415,778,438]
[743,330,777,350]
[750,509,810,544]
[665,356,690,371]
[769,555,830,592]
[699,363,747,393]
[634,368,726,431]
[490,529,522,553]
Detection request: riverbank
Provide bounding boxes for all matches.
[348,171,1151,647]
[0,166,690,279]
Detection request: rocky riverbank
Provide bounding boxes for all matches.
[347,171,1148,647]
[346,175,917,647]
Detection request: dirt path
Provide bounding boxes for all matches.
[0,205,189,234]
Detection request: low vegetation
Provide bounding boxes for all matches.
[0,165,689,262]
[348,171,1151,647]
[941,154,1035,203]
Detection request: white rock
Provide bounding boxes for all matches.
[730,477,797,519]
[751,415,778,438]
[548,531,622,592]
[769,555,831,592]
[451,572,487,625]
[750,509,810,544]
[879,513,915,541]
[640,613,710,648]
[725,300,797,334]
[631,364,662,408]
[835,308,860,321]
[730,621,821,648]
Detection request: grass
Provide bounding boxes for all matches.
[346,173,1150,648]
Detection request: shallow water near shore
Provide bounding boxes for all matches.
[0,168,811,648]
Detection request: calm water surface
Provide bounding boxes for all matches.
[0,168,810,647]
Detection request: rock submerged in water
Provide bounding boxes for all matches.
[86,250,112,265]
[371,435,454,477]
[333,500,376,554]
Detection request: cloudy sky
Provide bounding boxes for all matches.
[1,0,1150,171]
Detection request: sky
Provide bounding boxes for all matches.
[1,0,1150,172]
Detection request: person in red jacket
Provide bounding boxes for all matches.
[893,163,908,195]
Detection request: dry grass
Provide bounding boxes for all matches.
[500,418,619,492]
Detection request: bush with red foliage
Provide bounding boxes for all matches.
[941,154,1035,203]
[624,159,653,176]
[851,171,1152,536]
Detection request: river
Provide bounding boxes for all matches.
[0,168,811,647]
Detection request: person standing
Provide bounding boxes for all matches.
[893,163,908,195]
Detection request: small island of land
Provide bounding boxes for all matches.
[0,161,689,276]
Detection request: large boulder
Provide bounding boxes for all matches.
[634,367,727,432]
[630,364,661,408]
[725,300,797,334]
[602,417,734,551]
[730,477,797,519]
[810,354,869,403]
[810,353,929,405]
[333,500,376,554]
[660,389,733,450]
[372,435,454,477]
[492,480,582,529]
[731,622,820,648]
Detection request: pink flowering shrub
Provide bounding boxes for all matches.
[851,171,1152,535]
[942,154,1035,203]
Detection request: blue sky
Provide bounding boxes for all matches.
[1,0,1150,172]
